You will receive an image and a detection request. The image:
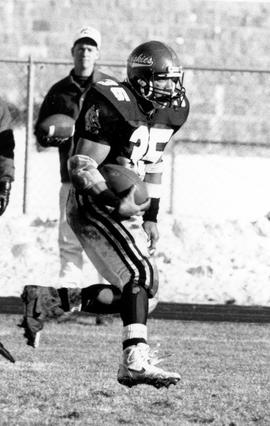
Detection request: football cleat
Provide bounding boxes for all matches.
[20,285,65,348]
[19,317,42,348]
[117,343,180,389]
[32,330,41,348]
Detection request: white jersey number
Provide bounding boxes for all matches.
[129,126,174,164]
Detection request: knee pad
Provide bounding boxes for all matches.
[81,284,121,314]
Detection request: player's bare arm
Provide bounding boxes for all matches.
[75,137,110,164]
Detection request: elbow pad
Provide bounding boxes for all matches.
[68,155,107,195]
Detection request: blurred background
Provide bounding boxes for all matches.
[1,0,270,305]
[0,0,269,218]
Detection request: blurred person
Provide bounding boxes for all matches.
[0,97,15,216]
[32,26,113,327]
[0,97,16,363]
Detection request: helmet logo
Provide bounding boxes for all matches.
[130,54,153,67]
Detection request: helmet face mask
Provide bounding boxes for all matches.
[127,41,186,109]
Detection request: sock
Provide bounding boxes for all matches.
[122,323,148,350]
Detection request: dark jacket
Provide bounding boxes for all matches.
[35,68,110,182]
[0,98,15,181]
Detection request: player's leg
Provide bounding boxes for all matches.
[67,190,180,388]
[58,183,84,287]
[116,220,180,389]
[59,183,112,325]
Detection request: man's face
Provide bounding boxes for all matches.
[152,78,177,108]
[71,41,99,75]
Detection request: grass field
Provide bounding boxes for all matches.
[0,314,270,425]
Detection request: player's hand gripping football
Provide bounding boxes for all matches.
[118,185,150,218]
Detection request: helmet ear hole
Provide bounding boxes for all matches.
[137,78,153,99]
[137,78,147,89]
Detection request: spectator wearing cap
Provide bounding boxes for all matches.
[32,26,113,326]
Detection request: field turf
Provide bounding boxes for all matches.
[0,314,270,425]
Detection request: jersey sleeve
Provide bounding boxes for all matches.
[74,88,121,147]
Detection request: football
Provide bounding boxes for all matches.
[100,163,149,205]
[38,114,75,138]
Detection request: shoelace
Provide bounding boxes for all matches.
[148,345,173,366]
[134,343,173,366]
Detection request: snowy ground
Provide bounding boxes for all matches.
[1,212,270,306]
[1,128,270,306]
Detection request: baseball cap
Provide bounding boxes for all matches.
[73,26,101,49]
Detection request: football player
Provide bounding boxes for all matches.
[0,97,16,363]
[65,40,190,388]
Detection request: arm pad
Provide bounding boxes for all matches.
[68,155,121,208]
[68,154,106,193]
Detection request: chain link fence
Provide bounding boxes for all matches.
[1,58,269,219]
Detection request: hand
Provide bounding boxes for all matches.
[0,180,11,216]
[118,185,150,218]
[36,127,70,147]
[142,221,159,255]
[40,134,71,147]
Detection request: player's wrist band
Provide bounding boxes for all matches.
[143,197,160,223]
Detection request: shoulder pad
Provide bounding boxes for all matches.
[93,79,144,122]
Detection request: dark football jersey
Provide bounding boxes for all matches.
[74,78,189,168]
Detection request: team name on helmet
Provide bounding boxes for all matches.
[129,54,153,67]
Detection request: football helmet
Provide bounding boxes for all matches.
[127,40,185,108]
